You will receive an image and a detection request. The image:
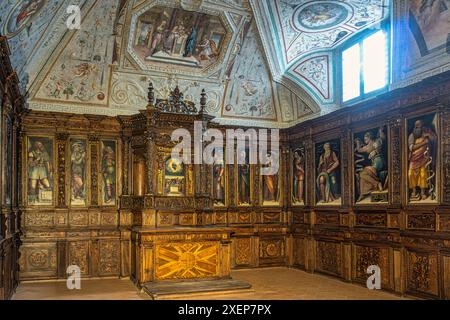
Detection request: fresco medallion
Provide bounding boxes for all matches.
[3,0,46,38]
[293,1,353,32]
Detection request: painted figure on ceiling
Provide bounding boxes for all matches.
[316,142,340,203]
[71,142,86,202]
[144,23,155,48]
[408,119,437,201]
[163,26,180,54]
[28,141,52,204]
[102,145,116,204]
[183,27,197,57]
[198,36,213,61]
[293,149,305,204]
[148,20,167,56]
[354,127,388,202]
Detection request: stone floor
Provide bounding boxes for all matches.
[12,267,409,300]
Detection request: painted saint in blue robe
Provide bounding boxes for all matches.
[183,27,197,57]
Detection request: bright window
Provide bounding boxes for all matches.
[342,30,389,102]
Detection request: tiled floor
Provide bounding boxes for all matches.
[13,267,408,300]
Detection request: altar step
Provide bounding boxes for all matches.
[142,279,253,300]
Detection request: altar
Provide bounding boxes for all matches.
[119,84,251,298]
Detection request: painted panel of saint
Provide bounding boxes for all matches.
[213,149,225,206]
[101,141,116,205]
[27,136,53,206]
[407,114,438,203]
[70,139,87,206]
[237,148,251,205]
[164,156,185,196]
[292,147,306,206]
[262,151,280,206]
[354,126,388,204]
[315,140,341,205]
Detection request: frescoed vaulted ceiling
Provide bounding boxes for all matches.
[0,0,390,128]
[251,0,390,107]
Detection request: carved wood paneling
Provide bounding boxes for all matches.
[406,250,439,297]
[316,241,342,277]
[353,245,391,289]
[259,238,285,265]
[234,237,253,266]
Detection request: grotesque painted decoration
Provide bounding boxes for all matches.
[222,21,276,120]
[101,140,116,205]
[292,146,305,206]
[407,114,438,203]
[262,151,280,205]
[316,140,341,205]
[213,149,225,206]
[27,136,53,205]
[164,156,185,196]
[34,0,117,106]
[70,139,87,206]
[238,148,251,205]
[132,6,226,70]
[354,126,388,203]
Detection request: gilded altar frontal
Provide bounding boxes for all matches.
[1,0,450,308]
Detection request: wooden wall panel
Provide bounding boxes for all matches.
[0,35,23,300]
[288,72,450,299]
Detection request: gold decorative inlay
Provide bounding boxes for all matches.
[155,242,219,280]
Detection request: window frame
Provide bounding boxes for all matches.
[339,20,391,105]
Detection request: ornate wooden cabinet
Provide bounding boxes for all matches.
[0,35,23,300]
[120,85,235,287]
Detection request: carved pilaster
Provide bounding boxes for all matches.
[122,135,130,195]
[56,133,69,208]
[305,138,313,206]
[441,108,450,204]
[253,163,260,207]
[145,132,155,195]
[228,163,236,207]
[89,134,99,206]
[281,145,289,208]
[341,129,350,207]
[17,126,26,208]
[389,116,402,205]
